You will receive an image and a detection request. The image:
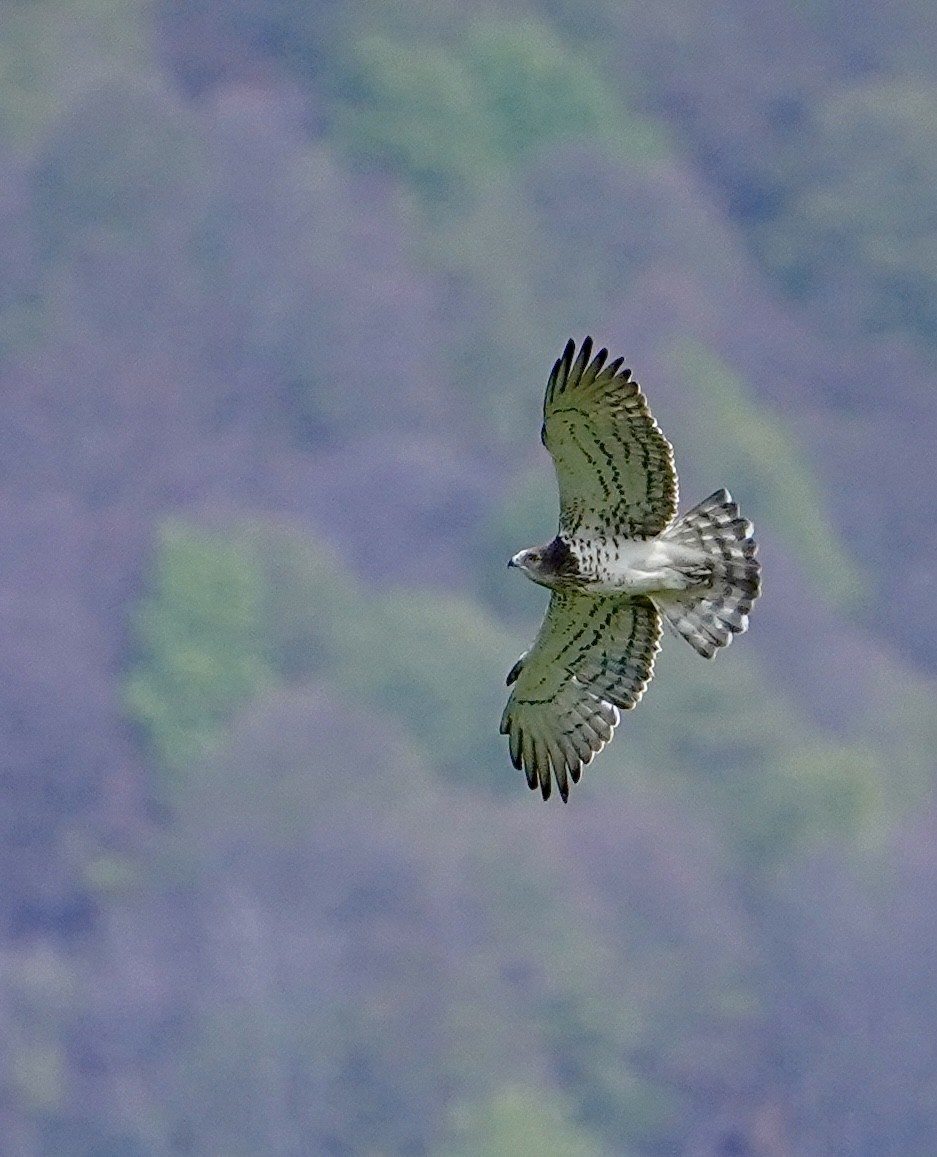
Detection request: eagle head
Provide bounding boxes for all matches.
[508,536,579,588]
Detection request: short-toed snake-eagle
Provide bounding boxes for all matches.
[501,338,760,802]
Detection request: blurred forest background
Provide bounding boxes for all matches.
[2,0,937,1153]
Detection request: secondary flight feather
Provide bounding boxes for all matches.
[501,337,761,802]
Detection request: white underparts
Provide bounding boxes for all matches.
[573,537,709,595]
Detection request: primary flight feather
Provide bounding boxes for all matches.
[501,337,761,802]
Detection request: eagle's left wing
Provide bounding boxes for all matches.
[500,591,661,802]
[542,337,678,539]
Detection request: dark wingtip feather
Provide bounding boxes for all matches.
[547,339,577,403]
[554,757,570,803]
[507,725,523,767]
[560,339,576,387]
[589,345,609,379]
[570,337,592,387]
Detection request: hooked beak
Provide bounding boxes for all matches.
[507,553,521,569]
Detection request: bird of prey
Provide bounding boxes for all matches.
[501,337,760,802]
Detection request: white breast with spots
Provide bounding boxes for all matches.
[573,536,709,595]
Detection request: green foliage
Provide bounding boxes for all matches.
[414,174,559,439]
[337,587,510,788]
[80,853,139,897]
[6,947,74,1114]
[11,1,937,1152]
[142,500,911,898]
[31,81,208,261]
[161,686,679,1156]
[803,79,937,340]
[334,34,491,203]
[0,0,148,147]
[459,824,683,1150]
[0,3,61,147]
[123,523,276,782]
[12,1042,65,1112]
[245,525,364,680]
[616,646,887,874]
[240,520,516,790]
[125,520,519,795]
[324,11,671,447]
[332,14,666,204]
[439,1084,615,1157]
[663,338,864,606]
[755,78,937,345]
[465,16,661,164]
[540,988,675,1146]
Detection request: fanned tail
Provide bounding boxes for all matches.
[654,489,760,658]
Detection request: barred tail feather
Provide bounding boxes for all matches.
[655,489,760,659]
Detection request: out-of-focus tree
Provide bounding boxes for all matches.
[123,523,275,785]
[250,522,516,792]
[123,519,517,795]
[5,2,937,1154]
[0,493,133,941]
[0,0,148,147]
[752,808,937,1156]
[439,1083,614,1157]
[141,687,708,1155]
[331,13,665,206]
[614,646,886,876]
[156,0,347,93]
[764,79,937,346]
[333,34,492,204]
[198,97,445,446]
[661,338,864,607]
[31,81,209,263]
[159,687,462,1155]
[466,16,664,165]
[0,155,43,361]
[803,0,937,80]
[337,587,510,790]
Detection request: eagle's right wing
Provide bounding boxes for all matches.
[500,591,661,802]
[542,337,678,539]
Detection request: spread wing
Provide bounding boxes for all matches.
[542,337,678,539]
[500,591,662,802]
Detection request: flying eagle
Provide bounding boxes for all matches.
[501,337,760,802]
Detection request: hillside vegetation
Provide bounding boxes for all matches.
[2,1,937,1153]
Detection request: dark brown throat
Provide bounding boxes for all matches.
[541,536,580,582]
